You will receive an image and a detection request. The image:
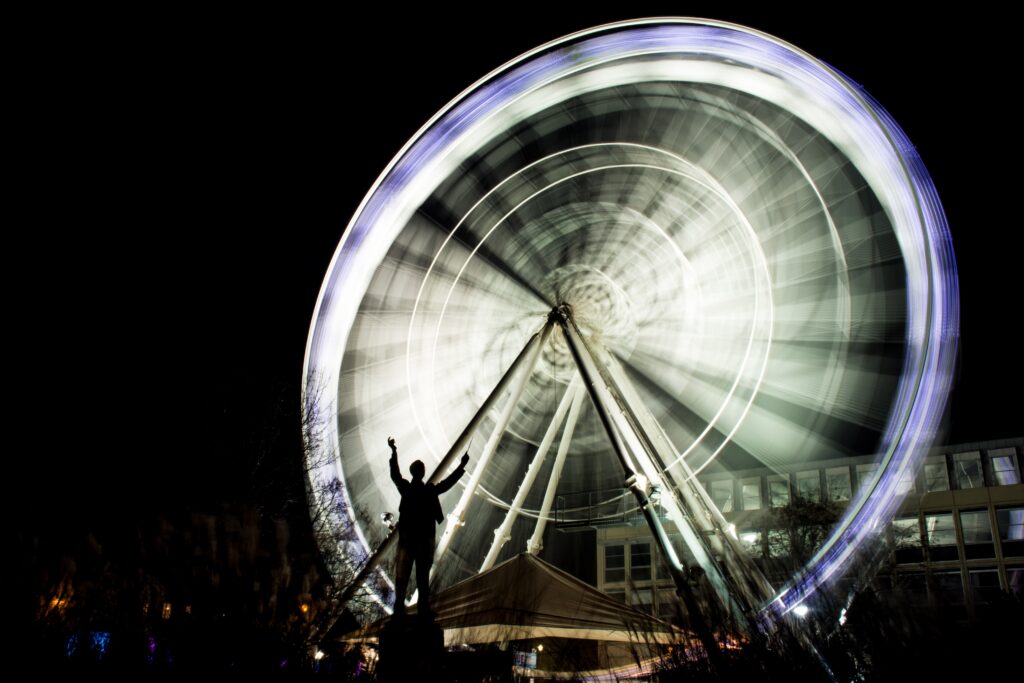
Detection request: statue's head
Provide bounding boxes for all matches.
[410,460,426,480]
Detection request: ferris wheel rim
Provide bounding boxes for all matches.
[302,18,959,619]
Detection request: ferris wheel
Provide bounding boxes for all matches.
[303,19,958,627]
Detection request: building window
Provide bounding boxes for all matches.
[923,456,950,492]
[768,476,790,508]
[856,463,879,490]
[709,480,734,512]
[657,589,678,620]
[895,573,928,605]
[959,510,995,559]
[953,451,983,489]
[605,545,625,583]
[892,516,923,563]
[931,571,965,608]
[631,543,652,581]
[767,529,790,558]
[896,467,915,494]
[738,530,761,556]
[1007,568,1024,597]
[825,467,852,501]
[796,470,820,502]
[630,588,654,615]
[990,448,1021,485]
[924,513,958,561]
[741,478,762,510]
[656,554,673,581]
[996,507,1024,557]
[968,569,1001,610]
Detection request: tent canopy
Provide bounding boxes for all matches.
[340,553,681,646]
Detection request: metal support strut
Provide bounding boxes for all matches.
[552,304,728,667]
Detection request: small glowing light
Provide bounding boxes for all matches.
[537,644,544,652]
[314,650,325,661]
[161,602,172,620]
[793,604,810,618]
[838,607,847,626]
[648,485,662,504]
[300,603,310,614]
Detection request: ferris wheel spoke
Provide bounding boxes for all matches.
[417,200,556,310]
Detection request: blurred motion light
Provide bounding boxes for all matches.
[304,18,958,620]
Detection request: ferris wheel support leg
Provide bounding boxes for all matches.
[553,306,729,668]
[480,372,580,572]
[526,378,586,555]
[336,322,552,612]
[589,338,778,611]
[432,321,554,573]
[573,330,837,679]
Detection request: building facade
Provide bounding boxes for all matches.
[578,438,1024,621]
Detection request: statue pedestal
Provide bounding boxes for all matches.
[377,613,445,682]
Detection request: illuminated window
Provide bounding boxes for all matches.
[896,467,915,494]
[796,470,820,501]
[738,530,761,555]
[768,476,790,507]
[996,507,1024,557]
[605,545,625,582]
[741,478,762,510]
[709,480,734,512]
[162,602,172,620]
[892,517,923,563]
[892,517,920,544]
[825,467,851,501]
[856,463,879,490]
[923,457,949,492]
[631,543,652,581]
[953,451,983,489]
[924,513,958,561]
[960,510,995,559]
[767,529,790,558]
[990,448,1020,485]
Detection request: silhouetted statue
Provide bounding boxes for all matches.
[388,436,468,615]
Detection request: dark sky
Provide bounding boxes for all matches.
[22,9,1019,525]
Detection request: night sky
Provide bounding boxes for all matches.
[22,9,1019,531]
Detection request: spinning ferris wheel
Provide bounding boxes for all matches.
[303,19,958,628]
